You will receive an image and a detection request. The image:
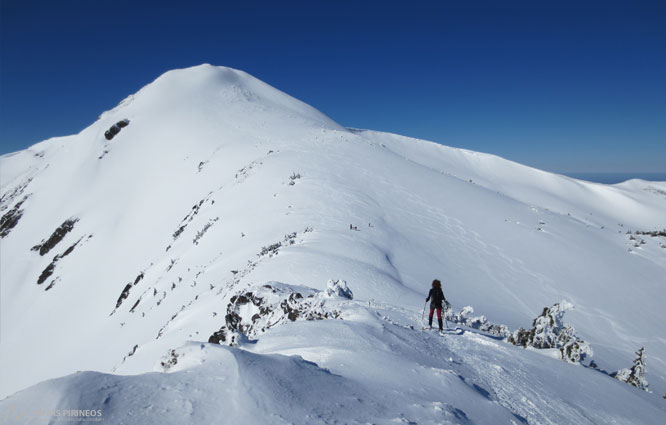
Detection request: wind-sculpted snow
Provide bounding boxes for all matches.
[1,64,665,421]
[2,304,664,425]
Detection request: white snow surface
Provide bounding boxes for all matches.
[1,64,665,424]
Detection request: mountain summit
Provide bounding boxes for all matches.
[1,65,665,424]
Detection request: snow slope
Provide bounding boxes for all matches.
[3,302,664,425]
[1,64,665,423]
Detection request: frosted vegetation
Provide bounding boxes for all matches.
[1,65,665,424]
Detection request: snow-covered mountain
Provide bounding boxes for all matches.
[1,64,665,424]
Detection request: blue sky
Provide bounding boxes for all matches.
[1,0,665,173]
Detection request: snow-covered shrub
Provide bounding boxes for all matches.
[508,301,592,363]
[449,306,510,338]
[557,324,592,363]
[193,218,218,245]
[258,232,298,257]
[259,242,282,257]
[326,279,353,299]
[613,347,648,391]
[634,229,666,237]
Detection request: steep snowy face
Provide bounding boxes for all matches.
[1,64,665,420]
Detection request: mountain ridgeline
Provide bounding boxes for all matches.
[1,65,665,424]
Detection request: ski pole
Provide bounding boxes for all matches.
[421,300,427,321]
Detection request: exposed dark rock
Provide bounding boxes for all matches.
[281,299,300,321]
[114,272,145,310]
[0,178,32,212]
[104,119,130,141]
[173,225,186,240]
[32,218,78,256]
[128,344,138,357]
[224,311,242,332]
[171,196,210,240]
[208,283,341,346]
[160,349,179,370]
[633,229,666,237]
[129,298,141,313]
[37,263,57,285]
[0,196,29,238]
[208,328,227,344]
[115,284,133,308]
[36,238,81,285]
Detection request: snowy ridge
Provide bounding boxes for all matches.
[1,64,665,424]
[2,301,664,424]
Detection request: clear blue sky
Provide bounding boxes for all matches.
[1,0,665,173]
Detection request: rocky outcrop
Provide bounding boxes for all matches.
[0,196,30,238]
[208,282,344,346]
[113,272,145,310]
[104,119,130,140]
[37,238,82,286]
[32,218,78,256]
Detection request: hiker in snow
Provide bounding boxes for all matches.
[426,279,447,330]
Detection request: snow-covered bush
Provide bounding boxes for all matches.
[448,305,509,338]
[557,324,592,363]
[326,279,353,299]
[613,347,648,391]
[508,301,592,363]
[258,232,298,257]
[193,217,218,245]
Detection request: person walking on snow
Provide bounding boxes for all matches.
[426,279,447,330]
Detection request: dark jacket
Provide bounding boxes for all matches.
[426,287,446,309]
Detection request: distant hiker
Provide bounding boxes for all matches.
[426,279,447,330]
[350,224,353,230]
